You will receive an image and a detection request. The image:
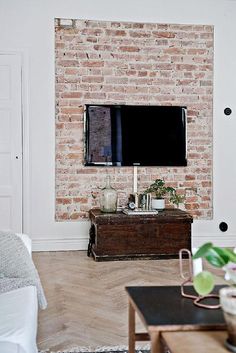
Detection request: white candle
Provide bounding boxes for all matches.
[135,192,139,208]
[133,166,138,193]
[192,247,203,276]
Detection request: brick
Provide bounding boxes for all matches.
[58,60,79,67]
[60,107,82,114]
[105,29,127,36]
[55,43,65,49]
[129,31,151,38]
[176,64,198,71]
[185,175,195,180]
[61,92,83,98]
[200,33,214,39]
[82,76,104,83]
[152,31,176,38]
[81,61,104,67]
[81,28,104,36]
[70,212,87,220]
[84,92,106,99]
[56,213,70,220]
[73,197,88,203]
[132,23,145,29]
[164,48,186,55]
[56,197,72,204]
[94,45,113,51]
[105,77,128,84]
[119,46,140,52]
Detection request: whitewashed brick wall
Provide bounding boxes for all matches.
[55,18,214,220]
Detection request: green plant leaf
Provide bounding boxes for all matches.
[193,271,214,296]
[192,243,213,259]
[166,186,175,193]
[205,247,229,268]
[143,178,184,206]
[155,179,164,186]
[211,247,230,265]
[222,248,236,263]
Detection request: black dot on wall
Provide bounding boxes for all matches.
[224,107,232,116]
[219,222,228,232]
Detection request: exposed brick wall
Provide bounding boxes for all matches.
[55,18,214,220]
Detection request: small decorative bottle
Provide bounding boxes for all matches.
[100,175,118,213]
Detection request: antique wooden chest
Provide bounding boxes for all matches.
[88,208,193,261]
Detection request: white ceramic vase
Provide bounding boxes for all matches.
[220,287,236,350]
[151,198,165,210]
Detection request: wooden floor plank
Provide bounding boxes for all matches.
[34,251,223,351]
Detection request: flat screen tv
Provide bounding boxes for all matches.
[84,104,187,167]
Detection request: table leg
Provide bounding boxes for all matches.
[128,300,135,353]
[150,331,161,353]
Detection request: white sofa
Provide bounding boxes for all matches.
[0,234,38,353]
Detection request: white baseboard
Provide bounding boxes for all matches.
[32,236,88,251]
[32,233,236,252]
[192,233,236,248]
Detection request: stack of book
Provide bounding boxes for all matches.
[122,209,158,216]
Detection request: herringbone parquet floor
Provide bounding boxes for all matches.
[33,251,223,352]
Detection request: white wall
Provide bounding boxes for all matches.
[0,0,236,250]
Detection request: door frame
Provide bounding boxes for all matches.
[0,50,30,234]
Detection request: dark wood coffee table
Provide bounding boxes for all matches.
[126,286,226,353]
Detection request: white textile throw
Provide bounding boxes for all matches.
[0,232,47,309]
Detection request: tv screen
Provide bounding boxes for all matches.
[84,104,187,167]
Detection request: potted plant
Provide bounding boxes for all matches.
[143,178,184,210]
[192,243,236,351]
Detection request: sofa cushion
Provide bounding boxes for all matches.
[0,286,38,353]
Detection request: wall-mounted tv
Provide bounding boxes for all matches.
[84,104,187,167]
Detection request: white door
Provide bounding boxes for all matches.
[0,54,22,232]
